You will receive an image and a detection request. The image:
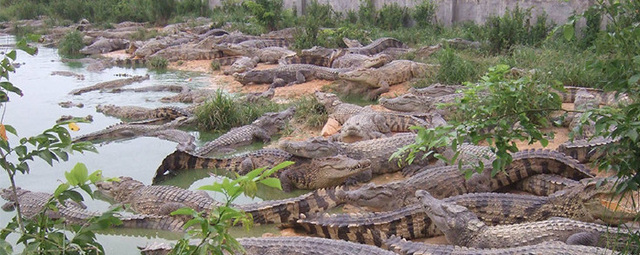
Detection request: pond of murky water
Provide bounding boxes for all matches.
[0,35,303,254]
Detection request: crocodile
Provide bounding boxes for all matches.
[379,92,464,116]
[58,101,84,108]
[134,36,194,58]
[106,84,191,94]
[72,119,196,151]
[51,70,85,80]
[513,174,578,196]
[337,149,593,211]
[294,177,638,245]
[103,175,348,225]
[281,52,391,69]
[279,133,431,176]
[148,46,223,61]
[557,136,619,163]
[79,37,129,55]
[216,38,290,51]
[193,107,295,156]
[159,89,217,104]
[558,86,629,105]
[215,44,295,64]
[233,64,348,87]
[344,37,408,56]
[96,176,223,216]
[408,83,467,97]
[313,91,374,124]
[239,87,275,103]
[386,237,618,255]
[223,56,259,75]
[337,112,431,141]
[139,236,397,255]
[338,60,435,100]
[1,187,187,232]
[416,189,638,250]
[96,104,191,122]
[154,148,370,192]
[69,74,150,95]
[343,37,363,48]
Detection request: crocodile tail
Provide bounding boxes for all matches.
[238,186,347,225]
[492,149,593,189]
[281,55,331,67]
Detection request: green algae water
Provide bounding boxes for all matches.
[0,35,299,254]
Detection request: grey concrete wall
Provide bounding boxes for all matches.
[208,0,592,26]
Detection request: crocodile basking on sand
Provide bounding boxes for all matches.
[337,149,593,211]
[339,60,435,100]
[193,107,295,156]
[279,133,430,176]
[337,111,431,141]
[233,64,348,87]
[139,236,396,255]
[386,237,618,255]
[1,187,187,232]
[148,46,223,61]
[416,189,638,250]
[313,91,374,124]
[294,177,638,245]
[96,104,191,122]
[281,52,390,69]
[215,44,295,64]
[154,148,371,192]
[69,74,150,95]
[223,56,259,75]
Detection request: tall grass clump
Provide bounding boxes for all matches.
[176,0,210,17]
[289,96,327,129]
[243,0,286,31]
[377,3,411,30]
[412,0,437,27]
[357,0,377,26]
[195,90,282,131]
[58,30,85,58]
[434,47,478,84]
[484,6,552,53]
[293,0,337,49]
[148,56,168,69]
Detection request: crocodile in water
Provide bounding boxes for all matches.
[96,104,191,122]
[69,74,150,95]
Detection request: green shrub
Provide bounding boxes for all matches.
[210,60,221,71]
[484,6,552,53]
[243,0,285,31]
[413,0,437,27]
[357,0,376,26]
[58,31,85,58]
[377,3,410,30]
[148,0,176,25]
[148,56,168,69]
[195,90,282,131]
[176,0,210,17]
[129,28,159,41]
[434,47,478,84]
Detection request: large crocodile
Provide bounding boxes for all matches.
[51,70,85,80]
[223,56,259,75]
[416,189,637,250]
[339,60,435,100]
[386,237,618,255]
[72,119,196,151]
[313,91,374,124]
[215,44,295,64]
[557,136,618,163]
[337,112,431,141]
[96,104,191,122]
[1,187,186,232]
[281,52,391,69]
[139,236,396,255]
[79,37,129,55]
[294,178,638,245]
[69,74,150,95]
[100,176,348,225]
[148,46,223,61]
[379,89,463,115]
[233,64,348,87]
[154,148,371,192]
[337,149,593,211]
[279,133,431,176]
[193,107,295,156]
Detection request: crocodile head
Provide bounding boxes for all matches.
[416,189,485,243]
[379,93,433,112]
[279,137,340,158]
[212,43,247,56]
[1,187,28,211]
[336,182,405,211]
[233,69,271,85]
[301,46,337,58]
[552,178,640,224]
[310,155,371,188]
[313,91,342,109]
[338,68,378,87]
[363,53,391,68]
[95,176,145,203]
[340,117,367,139]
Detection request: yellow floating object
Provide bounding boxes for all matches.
[68,122,80,131]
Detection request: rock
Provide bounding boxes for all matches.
[321,118,341,137]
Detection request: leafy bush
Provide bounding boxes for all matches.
[148,0,176,25]
[434,47,478,84]
[484,6,552,53]
[413,0,437,27]
[243,0,285,31]
[377,3,411,30]
[58,31,85,58]
[176,0,210,17]
[357,0,376,26]
[289,95,327,129]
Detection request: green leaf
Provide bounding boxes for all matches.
[258,178,282,190]
[629,74,640,85]
[563,25,575,41]
[88,170,103,183]
[3,125,16,136]
[170,207,196,216]
[68,163,89,184]
[6,50,16,61]
[53,183,70,197]
[0,82,23,96]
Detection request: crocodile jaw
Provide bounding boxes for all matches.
[314,157,371,186]
[338,69,378,86]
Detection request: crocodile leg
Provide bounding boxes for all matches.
[366,80,390,100]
